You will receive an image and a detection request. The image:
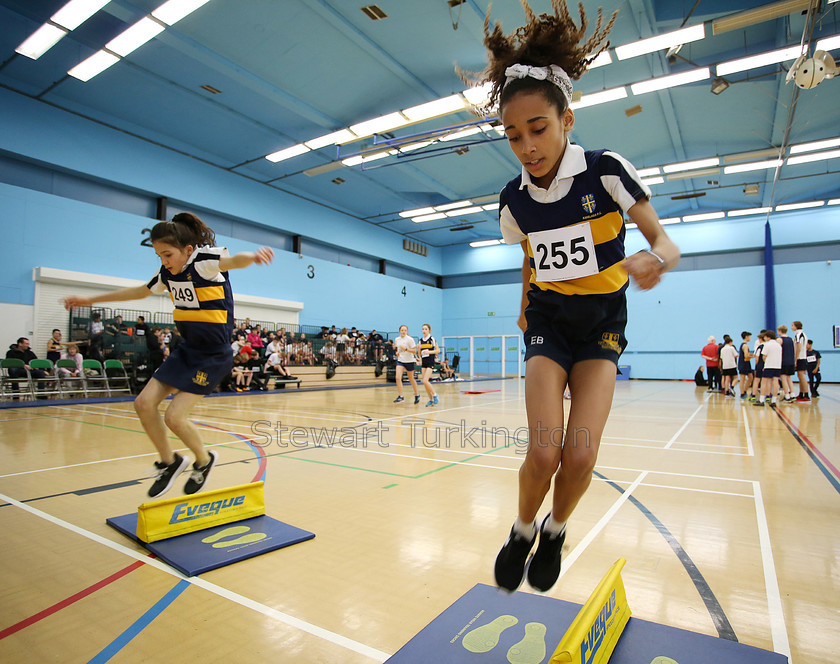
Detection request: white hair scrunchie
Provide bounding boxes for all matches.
[503,64,573,104]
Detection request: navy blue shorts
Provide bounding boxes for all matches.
[738,365,753,376]
[153,343,233,395]
[524,289,627,373]
[421,357,436,369]
[722,368,738,377]
[796,359,808,371]
[782,364,795,376]
[397,361,415,372]
[762,368,781,379]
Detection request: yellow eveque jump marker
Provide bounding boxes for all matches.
[136,481,265,543]
[550,558,631,664]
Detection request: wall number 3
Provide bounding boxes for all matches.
[306,265,315,279]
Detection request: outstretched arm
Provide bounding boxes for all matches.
[219,246,274,271]
[64,284,153,310]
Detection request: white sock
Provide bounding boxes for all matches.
[544,515,567,536]
[513,517,537,539]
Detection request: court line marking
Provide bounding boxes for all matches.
[555,471,648,581]
[0,491,390,662]
[743,407,755,457]
[752,481,792,662]
[664,400,707,449]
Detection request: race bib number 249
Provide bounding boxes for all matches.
[528,223,598,282]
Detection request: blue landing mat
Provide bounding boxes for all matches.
[107,513,314,576]
[386,583,788,664]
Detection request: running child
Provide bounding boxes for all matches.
[64,212,274,498]
[393,325,420,404]
[417,323,440,407]
[467,0,679,592]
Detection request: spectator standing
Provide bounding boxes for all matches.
[701,336,720,393]
[792,321,810,402]
[806,340,821,398]
[135,315,150,338]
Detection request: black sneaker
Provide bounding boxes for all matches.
[148,453,190,498]
[526,517,567,592]
[494,524,536,592]
[184,450,218,495]
[414,395,420,404]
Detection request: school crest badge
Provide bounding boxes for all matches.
[192,370,209,386]
[581,194,597,215]
[598,332,622,354]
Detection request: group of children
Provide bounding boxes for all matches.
[392,323,441,407]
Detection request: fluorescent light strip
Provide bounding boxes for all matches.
[350,112,410,138]
[775,201,824,211]
[829,199,840,206]
[787,149,840,166]
[658,218,681,225]
[462,83,492,106]
[570,86,627,110]
[636,167,661,177]
[789,138,840,154]
[683,212,725,222]
[440,127,482,142]
[716,44,804,76]
[615,24,705,61]
[52,0,111,30]
[815,35,840,51]
[15,24,67,60]
[412,213,446,223]
[625,222,638,229]
[435,201,472,212]
[482,203,499,211]
[304,129,357,150]
[402,94,466,122]
[265,144,310,163]
[723,159,783,174]
[152,0,213,26]
[663,157,719,174]
[630,68,710,95]
[341,151,391,167]
[398,141,433,153]
[728,207,771,217]
[445,206,483,217]
[641,176,664,185]
[469,239,502,248]
[106,17,165,57]
[68,50,120,81]
[587,51,612,69]
[399,207,435,218]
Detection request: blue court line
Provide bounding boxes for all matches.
[86,579,190,663]
[593,470,738,642]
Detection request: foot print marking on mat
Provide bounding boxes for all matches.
[507,622,547,664]
[650,658,679,664]
[211,532,267,548]
[462,615,518,653]
[201,525,251,544]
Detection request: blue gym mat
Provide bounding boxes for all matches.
[386,583,788,664]
[107,513,314,576]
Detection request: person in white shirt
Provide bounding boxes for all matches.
[393,325,420,404]
[756,330,782,408]
[792,321,810,402]
[719,335,739,397]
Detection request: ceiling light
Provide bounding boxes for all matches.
[636,167,661,177]
[341,150,391,167]
[743,184,760,195]
[412,213,446,223]
[402,95,467,122]
[350,112,410,138]
[716,45,804,76]
[789,138,840,154]
[469,239,502,247]
[775,201,825,211]
[710,77,730,95]
[445,206,482,217]
[570,86,628,110]
[440,127,482,142]
[723,149,780,163]
[15,24,67,60]
[304,129,357,150]
[723,159,783,174]
[51,0,111,30]
[302,161,344,176]
[816,35,840,52]
[666,167,720,181]
[435,201,472,211]
[399,207,435,218]
[728,207,771,217]
[152,0,213,26]
[641,176,664,185]
[106,17,165,57]
[658,217,681,224]
[630,68,710,95]
[68,50,120,81]
[587,51,612,68]
[398,141,433,153]
[712,0,810,35]
[663,157,720,174]
[786,149,840,165]
[615,24,705,61]
[683,211,725,222]
[625,222,638,230]
[828,199,840,205]
[462,83,492,106]
[482,203,499,211]
[266,144,310,163]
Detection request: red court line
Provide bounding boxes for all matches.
[774,406,840,480]
[195,420,267,482]
[0,560,146,640]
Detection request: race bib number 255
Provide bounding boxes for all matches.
[528,223,598,282]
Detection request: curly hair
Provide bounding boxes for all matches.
[467,0,617,113]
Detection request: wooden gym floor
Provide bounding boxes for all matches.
[0,379,838,663]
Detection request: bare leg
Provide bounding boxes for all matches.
[164,390,210,466]
[134,378,179,464]
[395,365,405,397]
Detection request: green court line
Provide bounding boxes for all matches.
[382,483,398,489]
